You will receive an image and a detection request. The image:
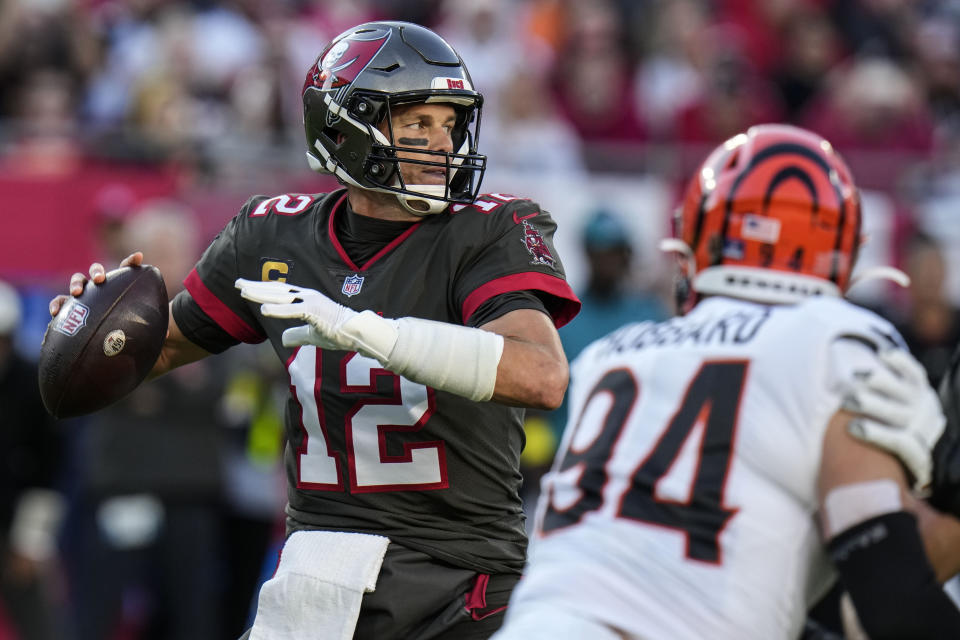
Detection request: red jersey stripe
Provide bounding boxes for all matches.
[184,268,265,344]
[462,272,581,328]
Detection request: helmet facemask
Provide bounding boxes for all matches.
[364,95,486,214]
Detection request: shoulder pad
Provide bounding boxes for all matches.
[803,298,905,351]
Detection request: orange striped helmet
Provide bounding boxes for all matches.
[670,124,862,306]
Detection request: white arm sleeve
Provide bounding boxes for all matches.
[339,311,505,402]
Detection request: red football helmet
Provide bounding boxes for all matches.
[666,124,863,308]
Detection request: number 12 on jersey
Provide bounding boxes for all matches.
[288,346,447,493]
[540,360,749,564]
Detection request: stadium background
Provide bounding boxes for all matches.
[0,0,959,637]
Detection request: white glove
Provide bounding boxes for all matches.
[843,347,946,494]
[235,279,398,361]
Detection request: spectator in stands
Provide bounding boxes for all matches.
[482,64,586,176]
[0,68,82,177]
[673,28,785,148]
[913,17,960,136]
[560,209,669,362]
[0,0,96,121]
[0,280,65,640]
[632,0,709,138]
[886,232,960,388]
[770,5,841,120]
[799,57,934,189]
[216,346,287,638]
[552,209,669,435]
[710,0,796,75]
[437,0,552,128]
[64,201,232,640]
[551,0,646,146]
[830,0,915,60]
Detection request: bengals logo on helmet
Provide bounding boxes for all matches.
[675,124,861,305]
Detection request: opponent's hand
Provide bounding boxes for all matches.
[235,279,397,360]
[48,252,144,317]
[843,348,946,494]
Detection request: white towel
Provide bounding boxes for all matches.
[250,530,390,640]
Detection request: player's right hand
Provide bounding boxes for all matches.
[235,279,398,363]
[48,252,144,317]
[843,348,946,494]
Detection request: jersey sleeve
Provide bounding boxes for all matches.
[465,290,550,328]
[172,197,268,348]
[171,289,240,354]
[822,303,908,399]
[454,198,581,328]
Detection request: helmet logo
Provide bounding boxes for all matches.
[323,41,350,69]
[521,220,555,268]
[342,274,364,297]
[308,32,390,92]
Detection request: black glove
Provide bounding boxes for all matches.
[931,344,960,517]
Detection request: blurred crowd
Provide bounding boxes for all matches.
[2,0,960,637]
[2,0,960,296]
[3,0,960,280]
[3,0,960,185]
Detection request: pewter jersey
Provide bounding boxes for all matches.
[512,295,905,639]
[172,189,579,575]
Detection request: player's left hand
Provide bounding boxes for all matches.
[235,279,397,361]
[843,348,946,494]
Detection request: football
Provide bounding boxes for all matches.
[38,265,169,418]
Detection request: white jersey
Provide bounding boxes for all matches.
[509,296,905,640]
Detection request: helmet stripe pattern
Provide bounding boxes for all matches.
[675,124,863,307]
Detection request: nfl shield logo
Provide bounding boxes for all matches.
[342,274,364,297]
[54,301,90,336]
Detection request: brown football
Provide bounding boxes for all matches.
[38,265,169,418]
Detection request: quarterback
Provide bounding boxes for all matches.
[52,21,579,640]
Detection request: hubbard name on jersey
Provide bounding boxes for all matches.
[171,189,580,576]
[522,295,904,639]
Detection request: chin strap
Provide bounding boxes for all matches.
[847,265,911,290]
[396,185,450,215]
[394,136,471,215]
[658,238,696,265]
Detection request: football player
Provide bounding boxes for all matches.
[492,124,960,640]
[932,344,960,520]
[51,22,580,640]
